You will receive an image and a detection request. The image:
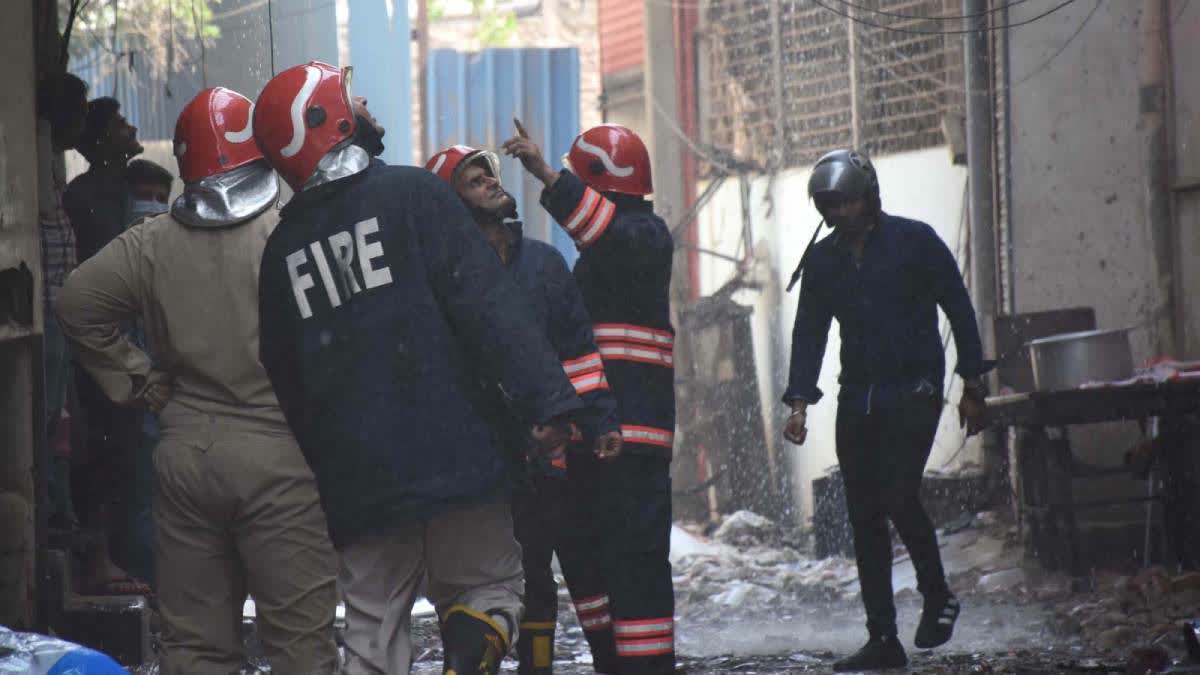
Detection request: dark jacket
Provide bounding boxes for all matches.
[257,164,583,548]
[64,165,131,263]
[784,212,989,414]
[497,221,620,453]
[540,171,676,458]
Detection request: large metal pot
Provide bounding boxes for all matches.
[1026,328,1134,391]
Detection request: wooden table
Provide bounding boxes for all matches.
[987,380,1200,574]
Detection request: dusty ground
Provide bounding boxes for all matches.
[133,510,1199,673]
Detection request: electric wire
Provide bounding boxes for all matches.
[829,0,1033,22]
[812,0,1081,36]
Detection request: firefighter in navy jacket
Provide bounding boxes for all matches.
[504,123,677,674]
[252,62,583,675]
[427,144,624,675]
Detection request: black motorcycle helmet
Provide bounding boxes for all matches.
[786,149,880,292]
[807,148,880,215]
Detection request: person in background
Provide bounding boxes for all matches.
[126,159,173,224]
[62,96,151,598]
[112,157,174,587]
[36,71,88,530]
[425,144,623,675]
[781,149,991,671]
[66,96,144,262]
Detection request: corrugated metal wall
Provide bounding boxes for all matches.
[598,0,644,76]
[346,0,413,168]
[70,40,204,142]
[68,0,337,143]
[427,47,581,265]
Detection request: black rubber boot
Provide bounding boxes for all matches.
[832,634,908,672]
[517,621,556,675]
[441,606,509,675]
[914,593,960,649]
[581,625,619,674]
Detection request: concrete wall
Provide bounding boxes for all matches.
[1170,0,1200,357]
[0,0,41,629]
[695,146,976,522]
[1006,1,1160,470]
[1008,1,1156,362]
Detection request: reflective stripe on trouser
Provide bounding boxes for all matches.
[338,499,523,675]
[573,452,675,674]
[614,618,674,657]
[514,466,618,674]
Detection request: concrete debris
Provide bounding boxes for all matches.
[978,568,1026,594]
[712,510,776,547]
[1096,624,1140,651]
[709,581,780,608]
[1041,568,1200,660]
[672,508,1036,623]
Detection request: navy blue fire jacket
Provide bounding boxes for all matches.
[784,212,990,414]
[498,221,620,453]
[540,171,676,459]
[258,164,583,549]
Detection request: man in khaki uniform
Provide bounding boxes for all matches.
[56,87,338,675]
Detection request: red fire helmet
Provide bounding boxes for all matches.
[566,124,652,195]
[425,145,501,185]
[173,87,263,183]
[253,61,356,190]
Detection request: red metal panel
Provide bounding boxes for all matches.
[599,0,645,75]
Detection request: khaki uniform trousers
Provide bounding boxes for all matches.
[154,409,339,675]
[338,499,524,674]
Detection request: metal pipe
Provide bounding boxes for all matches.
[416,0,430,161]
[768,0,785,167]
[964,0,997,372]
[1140,0,1177,355]
[963,0,1002,479]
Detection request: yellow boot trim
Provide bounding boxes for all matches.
[533,635,553,668]
[444,604,512,651]
[520,621,557,631]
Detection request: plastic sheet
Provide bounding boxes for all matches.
[0,627,125,674]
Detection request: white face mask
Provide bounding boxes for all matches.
[128,199,167,226]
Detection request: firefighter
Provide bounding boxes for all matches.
[782,149,991,671]
[425,144,623,674]
[56,87,339,674]
[251,62,584,675]
[503,124,677,674]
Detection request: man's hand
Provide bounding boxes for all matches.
[958,394,988,436]
[593,430,623,461]
[530,416,572,454]
[783,402,808,445]
[501,119,559,187]
[140,381,174,414]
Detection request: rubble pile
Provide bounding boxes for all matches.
[671,508,1037,622]
[671,512,856,621]
[1046,567,1200,657]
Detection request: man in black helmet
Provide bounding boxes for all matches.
[782,149,991,671]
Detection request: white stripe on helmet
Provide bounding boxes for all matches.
[281,66,322,159]
[224,103,256,143]
[574,136,634,177]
